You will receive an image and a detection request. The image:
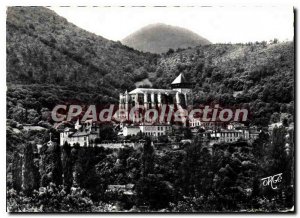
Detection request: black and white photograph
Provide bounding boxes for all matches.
[5,3,295,213]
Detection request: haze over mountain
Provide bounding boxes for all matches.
[122,23,211,54]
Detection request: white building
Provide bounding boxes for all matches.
[217,130,245,143]
[60,120,100,147]
[199,129,249,143]
[123,126,141,136]
[119,73,194,121]
[268,122,283,132]
[122,124,172,137]
[227,122,245,130]
[140,124,172,137]
[201,121,226,130]
[189,117,201,128]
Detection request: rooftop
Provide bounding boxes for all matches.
[171,73,187,84]
[69,130,90,137]
[129,88,177,95]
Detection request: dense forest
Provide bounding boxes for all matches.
[7,129,294,212]
[7,127,294,212]
[6,7,295,212]
[7,7,158,100]
[7,7,294,127]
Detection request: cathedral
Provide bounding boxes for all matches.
[119,73,194,113]
[118,73,194,136]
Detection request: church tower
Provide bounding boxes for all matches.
[171,73,194,106]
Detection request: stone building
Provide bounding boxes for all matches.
[118,73,193,122]
[60,120,100,147]
[122,126,141,136]
[122,124,172,137]
[139,124,172,137]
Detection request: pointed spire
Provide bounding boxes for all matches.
[171,73,194,90]
[47,132,54,146]
[171,73,187,84]
[75,119,81,130]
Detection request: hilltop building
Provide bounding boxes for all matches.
[118,73,193,137]
[119,73,194,122]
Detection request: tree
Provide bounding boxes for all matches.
[99,125,117,142]
[62,142,72,192]
[273,38,279,44]
[269,126,293,197]
[136,174,174,209]
[141,138,154,176]
[72,147,104,200]
[22,143,39,195]
[136,138,175,209]
[12,151,22,191]
[166,48,174,55]
[270,112,280,123]
[157,135,168,143]
[252,131,269,160]
[181,143,212,196]
[209,142,257,211]
[39,144,49,187]
[50,143,63,186]
[269,127,287,175]
[183,127,193,139]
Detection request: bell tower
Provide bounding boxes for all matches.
[171,73,194,106]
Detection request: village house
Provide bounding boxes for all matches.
[139,124,172,137]
[198,126,260,144]
[60,120,100,147]
[122,126,141,136]
[121,124,172,137]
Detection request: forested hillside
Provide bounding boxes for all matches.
[6,7,295,212]
[7,6,294,127]
[153,42,294,126]
[7,7,158,100]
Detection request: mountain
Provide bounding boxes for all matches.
[122,23,211,54]
[6,7,294,127]
[6,6,158,102]
[153,41,294,126]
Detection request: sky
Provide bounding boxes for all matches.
[51,6,294,43]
